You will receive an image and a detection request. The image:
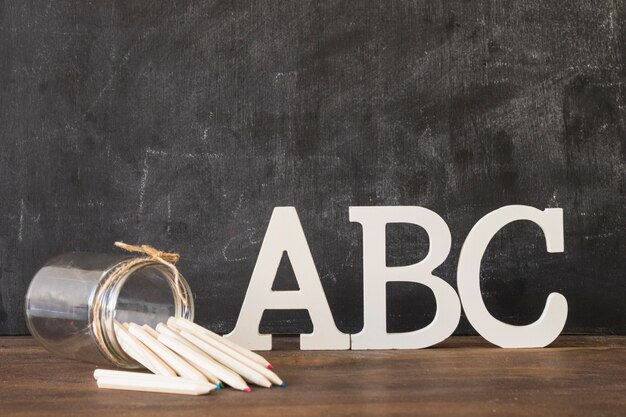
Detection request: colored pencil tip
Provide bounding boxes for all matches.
[280,383,286,388]
[244,387,252,393]
[219,383,224,388]
[267,364,274,369]
[215,385,221,390]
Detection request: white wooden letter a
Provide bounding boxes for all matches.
[225,207,350,350]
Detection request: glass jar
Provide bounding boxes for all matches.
[25,252,194,367]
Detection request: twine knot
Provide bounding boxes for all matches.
[114,242,180,264]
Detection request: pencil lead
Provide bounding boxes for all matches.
[244,387,252,393]
[215,385,221,390]
[280,382,286,388]
[267,364,274,370]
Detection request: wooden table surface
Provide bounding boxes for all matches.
[1,335,626,416]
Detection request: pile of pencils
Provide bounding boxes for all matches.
[93,317,284,395]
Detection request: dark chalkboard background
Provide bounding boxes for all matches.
[1,0,625,337]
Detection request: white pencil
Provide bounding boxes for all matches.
[127,324,212,385]
[157,333,251,392]
[115,322,176,376]
[174,324,284,386]
[156,323,220,360]
[96,375,213,396]
[141,324,160,339]
[116,336,151,372]
[93,369,216,390]
[114,322,176,376]
[156,323,204,353]
[179,330,272,388]
[170,317,273,369]
[154,323,224,386]
[144,324,223,386]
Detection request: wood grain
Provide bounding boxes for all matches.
[2,335,626,416]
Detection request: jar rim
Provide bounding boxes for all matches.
[91,258,194,367]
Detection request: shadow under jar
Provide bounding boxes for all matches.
[25,252,194,367]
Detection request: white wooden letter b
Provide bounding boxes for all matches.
[350,206,461,349]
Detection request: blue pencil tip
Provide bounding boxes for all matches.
[215,385,221,390]
[280,383,286,388]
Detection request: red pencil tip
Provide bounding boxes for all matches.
[267,364,274,369]
[244,387,252,393]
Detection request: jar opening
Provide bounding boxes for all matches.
[94,259,194,368]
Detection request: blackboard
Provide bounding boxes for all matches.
[1,0,625,337]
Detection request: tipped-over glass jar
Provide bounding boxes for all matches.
[25,252,194,367]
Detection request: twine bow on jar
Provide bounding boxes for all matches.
[113,242,181,264]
